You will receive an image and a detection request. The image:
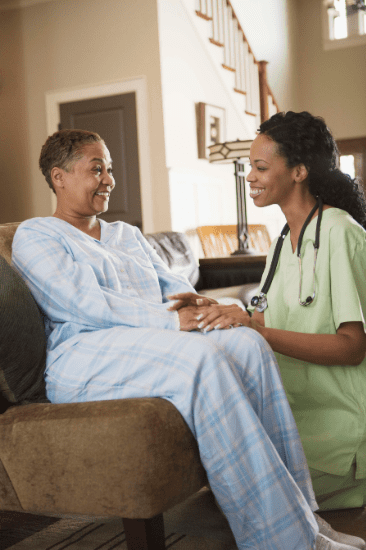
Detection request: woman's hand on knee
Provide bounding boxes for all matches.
[178,306,207,331]
[193,304,251,332]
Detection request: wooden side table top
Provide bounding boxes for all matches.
[199,254,267,268]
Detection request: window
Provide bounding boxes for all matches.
[340,154,356,178]
[323,0,366,49]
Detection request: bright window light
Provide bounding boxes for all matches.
[333,0,348,38]
[340,155,356,178]
[326,0,366,43]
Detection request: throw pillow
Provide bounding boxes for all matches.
[145,231,201,287]
[0,255,50,411]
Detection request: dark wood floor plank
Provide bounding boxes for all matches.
[123,514,166,550]
[318,507,366,538]
[0,511,59,550]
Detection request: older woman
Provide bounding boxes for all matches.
[182,111,366,515]
[11,129,363,550]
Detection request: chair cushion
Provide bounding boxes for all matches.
[0,398,207,517]
[0,255,49,411]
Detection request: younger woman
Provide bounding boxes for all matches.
[170,111,366,512]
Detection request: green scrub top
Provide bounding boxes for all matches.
[249,208,366,479]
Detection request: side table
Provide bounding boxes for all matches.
[198,254,267,290]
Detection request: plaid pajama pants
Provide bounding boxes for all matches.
[46,325,318,550]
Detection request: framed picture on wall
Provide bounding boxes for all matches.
[196,102,226,159]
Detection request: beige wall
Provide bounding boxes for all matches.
[0,9,33,223]
[0,0,171,230]
[295,0,366,139]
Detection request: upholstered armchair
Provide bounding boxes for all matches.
[0,221,208,550]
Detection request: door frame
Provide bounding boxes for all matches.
[45,77,154,232]
[337,137,366,195]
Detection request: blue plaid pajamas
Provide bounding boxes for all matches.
[12,218,318,550]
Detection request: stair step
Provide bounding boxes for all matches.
[209,38,224,47]
[222,64,236,72]
[195,10,212,21]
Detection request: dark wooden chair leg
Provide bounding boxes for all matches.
[123,514,166,550]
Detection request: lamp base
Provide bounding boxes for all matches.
[231,247,258,256]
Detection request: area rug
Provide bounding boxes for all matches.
[1,487,238,549]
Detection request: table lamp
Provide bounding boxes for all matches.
[208,139,254,255]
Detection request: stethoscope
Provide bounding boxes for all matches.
[251,196,323,313]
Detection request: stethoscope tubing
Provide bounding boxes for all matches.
[251,197,323,311]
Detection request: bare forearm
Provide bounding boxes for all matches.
[255,324,364,366]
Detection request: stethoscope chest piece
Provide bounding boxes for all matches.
[250,292,268,312]
[250,197,323,313]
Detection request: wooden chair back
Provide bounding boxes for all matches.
[196,224,271,258]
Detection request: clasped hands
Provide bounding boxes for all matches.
[167,292,251,333]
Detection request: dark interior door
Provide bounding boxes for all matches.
[59,93,142,229]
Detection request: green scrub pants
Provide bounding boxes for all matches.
[310,462,366,510]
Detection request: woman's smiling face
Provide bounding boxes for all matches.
[247,134,300,209]
[55,141,115,218]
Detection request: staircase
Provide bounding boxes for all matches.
[194,0,280,125]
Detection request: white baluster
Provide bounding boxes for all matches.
[234,18,241,90]
[268,95,277,118]
[253,62,260,116]
[211,0,219,43]
[227,5,235,68]
[246,51,254,114]
[207,0,212,19]
[241,39,248,95]
[222,0,230,67]
[250,58,257,114]
[217,0,224,44]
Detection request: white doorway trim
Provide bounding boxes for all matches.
[45,77,154,232]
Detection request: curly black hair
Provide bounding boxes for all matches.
[39,129,104,193]
[259,111,366,229]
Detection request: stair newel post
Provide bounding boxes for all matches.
[258,60,269,123]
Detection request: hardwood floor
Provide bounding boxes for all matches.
[318,508,366,539]
[0,508,365,548]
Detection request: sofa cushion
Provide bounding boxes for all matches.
[0,255,49,411]
[145,231,200,287]
[200,282,260,308]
